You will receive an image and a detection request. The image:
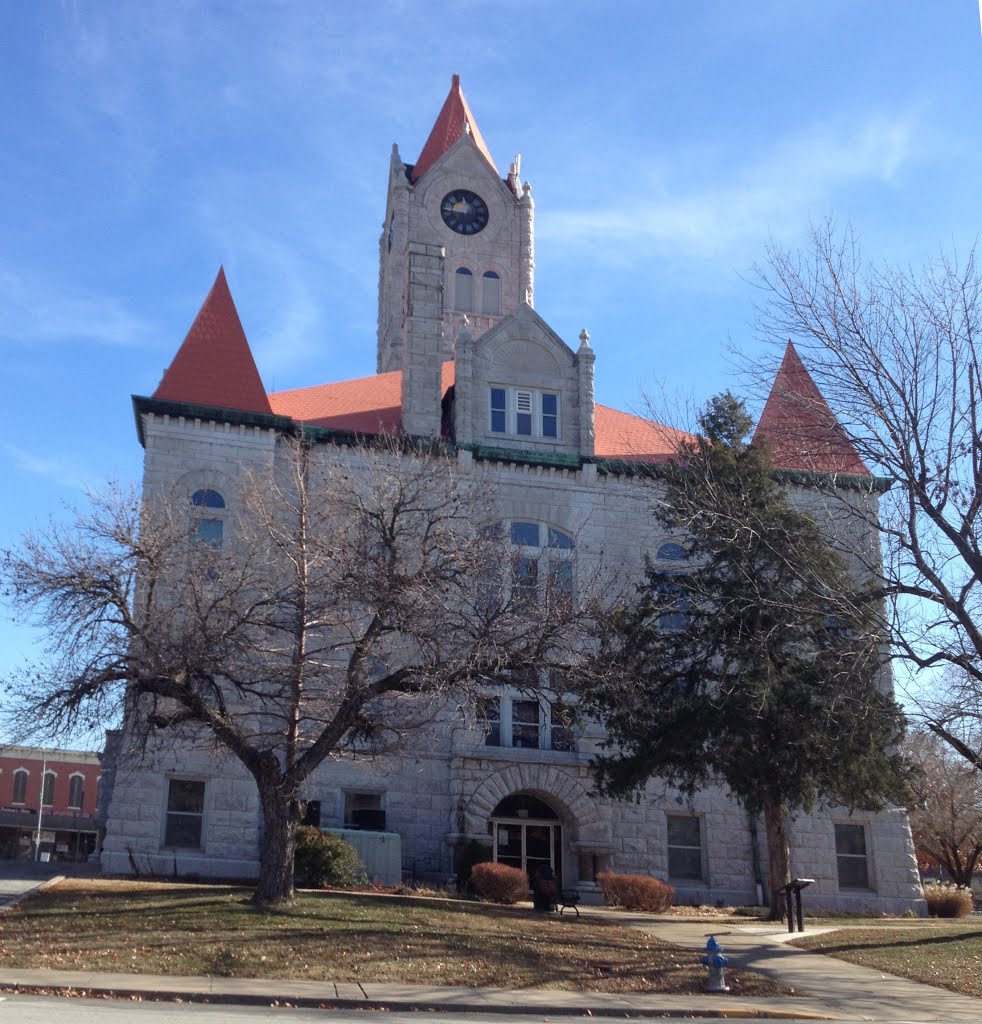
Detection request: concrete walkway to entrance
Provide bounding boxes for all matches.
[1,871,981,1021]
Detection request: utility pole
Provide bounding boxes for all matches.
[34,750,46,861]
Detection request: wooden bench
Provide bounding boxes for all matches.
[558,888,580,917]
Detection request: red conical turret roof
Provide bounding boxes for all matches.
[411,74,497,182]
[152,267,272,415]
[754,342,869,476]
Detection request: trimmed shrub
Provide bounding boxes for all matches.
[923,881,975,918]
[294,826,364,888]
[470,861,529,904]
[597,871,675,912]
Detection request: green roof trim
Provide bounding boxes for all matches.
[132,396,292,446]
[460,444,582,469]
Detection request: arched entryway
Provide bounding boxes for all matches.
[490,792,562,885]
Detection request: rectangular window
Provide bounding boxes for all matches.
[488,387,560,439]
[12,771,27,805]
[68,775,84,810]
[548,560,574,602]
[194,518,223,548]
[344,791,385,830]
[490,388,507,434]
[479,696,501,746]
[550,702,576,752]
[541,393,558,437]
[667,814,704,881]
[512,700,541,749]
[41,772,55,807]
[516,390,533,435]
[512,555,538,603]
[835,823,870,889]
[164,779,205,849]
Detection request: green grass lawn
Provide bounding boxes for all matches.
[792,920,982,998]
[0,879,789,996]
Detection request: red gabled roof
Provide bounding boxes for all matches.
[594,404,690,464]
[754,342,869,476]
[269,363,455,434]
[411,74,497,183]
[153,268,272,415]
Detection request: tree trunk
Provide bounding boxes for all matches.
[762,796,791,921]
[253,778,302,906]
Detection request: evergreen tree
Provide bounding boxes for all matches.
[584,393,911,918]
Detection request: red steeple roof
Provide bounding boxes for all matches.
[411,74,497,182]
[152,267,272,415]
[755,342,869,476]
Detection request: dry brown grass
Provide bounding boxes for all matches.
[792,920,982,998]
[0,879,789,996]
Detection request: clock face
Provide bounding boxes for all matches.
[440,190,489,235]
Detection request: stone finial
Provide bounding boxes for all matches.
[579,328,592,349]
[522,181,532,199]
[464,120,472,136]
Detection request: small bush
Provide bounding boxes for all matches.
[470,862,529,904]
[294,826,364,888]
[923,882,975,918]
[597,871,675,912]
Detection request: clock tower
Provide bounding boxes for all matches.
[376,75,535,374]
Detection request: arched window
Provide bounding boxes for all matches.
[454,267,473,312]
[191,488,226,548]
[42,771,56,806]
[68,774,84,810]
[657,542,687,561]
[191,489,225,509]
[12,769,28,805]
[481,271,501,315]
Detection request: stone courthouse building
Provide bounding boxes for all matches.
[102,77,923,912]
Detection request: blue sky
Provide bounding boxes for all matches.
[1,1,980,702]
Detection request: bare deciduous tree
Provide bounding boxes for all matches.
[906,726,982,888]
[755,222,982,762]
[1,436,596,905]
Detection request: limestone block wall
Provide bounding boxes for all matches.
[104,420,923,912]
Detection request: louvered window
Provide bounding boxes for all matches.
[488,387,560,439]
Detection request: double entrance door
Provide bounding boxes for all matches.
[492,817,561,884]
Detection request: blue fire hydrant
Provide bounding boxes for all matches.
[700,936,730,992]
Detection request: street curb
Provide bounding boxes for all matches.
[0,983,834,1019]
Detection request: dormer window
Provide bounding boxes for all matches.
[490,387,559,439]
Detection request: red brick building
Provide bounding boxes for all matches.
[0,746,101,861]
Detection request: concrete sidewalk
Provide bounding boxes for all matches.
[613,910,982,1022]
[2,876,981,1020]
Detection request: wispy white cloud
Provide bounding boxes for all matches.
[0,441,91,491]
[540,109,928,265]
[0,266,150,348]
